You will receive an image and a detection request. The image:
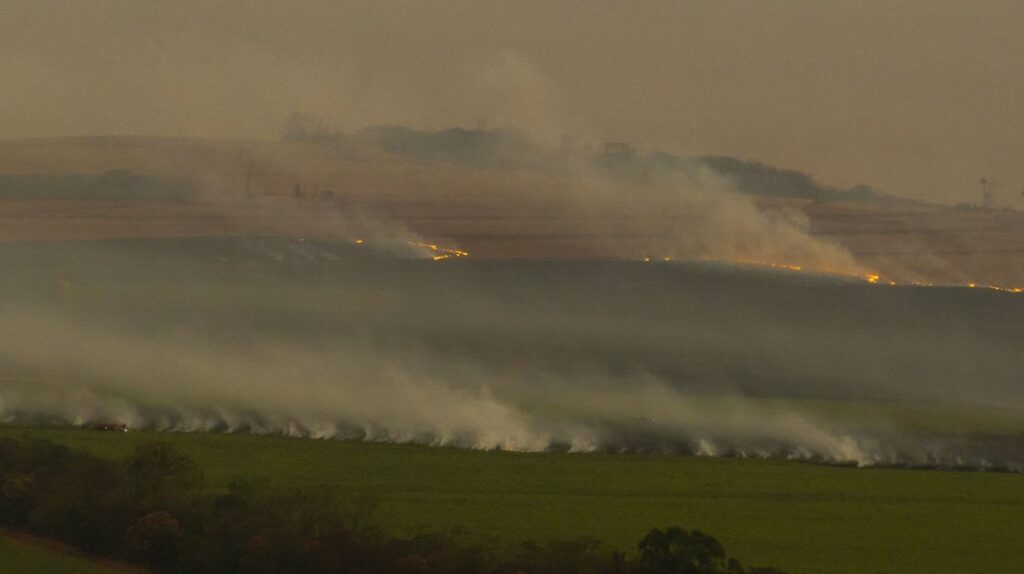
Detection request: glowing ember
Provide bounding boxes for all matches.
[348,240,1023,291]
[975,284,1024,293]
[696,261,1024,294]
[406,241,469,260]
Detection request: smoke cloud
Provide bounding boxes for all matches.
[2,3,1022,477]
[560,161,865,276]
[5,2,1024,204]
[1,242,1020,470]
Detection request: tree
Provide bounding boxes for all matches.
[127,510,184,569]
[638,527,740,574]
[124,443,202,511]
[0,473,34,525]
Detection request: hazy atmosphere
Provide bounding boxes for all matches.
[2,0,1022,462]
[4,1,1024,204]
[1,4,1022,573]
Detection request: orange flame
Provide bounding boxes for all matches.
[406,241,469,260]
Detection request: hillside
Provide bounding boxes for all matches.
[0,136,1022,286]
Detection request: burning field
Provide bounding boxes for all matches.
[0,135,1022,474]
[7,5,1024,572]
[0,231,1021,471]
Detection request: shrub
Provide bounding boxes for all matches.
[127,510,186,569]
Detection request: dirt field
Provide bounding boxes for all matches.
[2,136,1022,286]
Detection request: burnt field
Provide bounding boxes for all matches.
[2,136,1023,286]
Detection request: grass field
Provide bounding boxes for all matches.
[0,535,117,573]
[1,427,1020,574]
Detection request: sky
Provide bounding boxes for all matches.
[2,1,1023,204]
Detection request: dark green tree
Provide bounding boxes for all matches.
[125,443,202,512]
[638,527,742,574]
[127,510,185,569]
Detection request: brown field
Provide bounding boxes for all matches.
[2,136,1022,286]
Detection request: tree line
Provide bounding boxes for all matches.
[0,437,785,574]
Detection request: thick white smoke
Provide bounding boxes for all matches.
[562,163,865,276]
[1,294,1019,471]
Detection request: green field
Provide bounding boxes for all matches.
[1,427,1021,574]
[0,535,116,574]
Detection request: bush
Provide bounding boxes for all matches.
[127,510,185,569]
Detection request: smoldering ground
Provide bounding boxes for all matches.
[0,239,1021,470]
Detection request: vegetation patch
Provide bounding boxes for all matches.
[0,434,784,573]
[0,428,1021,573]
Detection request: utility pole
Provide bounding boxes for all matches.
[243,160,255,200]
[980,177,994,209]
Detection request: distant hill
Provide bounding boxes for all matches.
[0,170,194,201]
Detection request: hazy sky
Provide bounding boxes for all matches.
[2,1,1023,203]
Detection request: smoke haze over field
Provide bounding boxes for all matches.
[1,2,1023,474]
[1,242,1021,469]
[4,1,1024,204]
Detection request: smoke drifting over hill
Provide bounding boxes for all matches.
[6,2,1024,205]
[274,122,873,276]
[2,2,1023,491]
